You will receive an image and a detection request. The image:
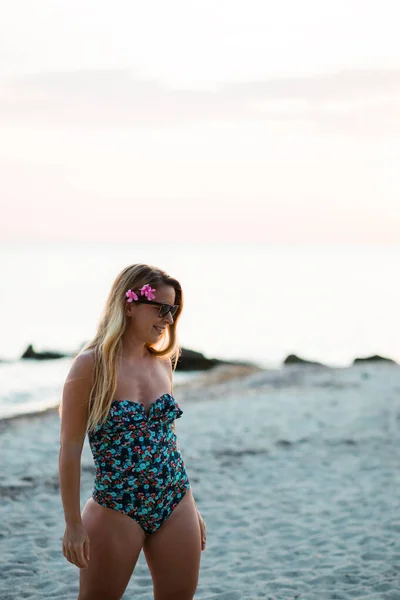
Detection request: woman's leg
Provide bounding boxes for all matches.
[142,488,201,600]
[78,498,146,600]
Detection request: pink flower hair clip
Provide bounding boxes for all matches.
[140,284,156,300]
[125,284,156,303]
[125,289,138,303]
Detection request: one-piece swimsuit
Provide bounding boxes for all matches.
[88,393,191,535]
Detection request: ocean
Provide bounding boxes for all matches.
[1,242,399,418]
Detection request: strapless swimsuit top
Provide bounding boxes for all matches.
[89,393,182,432]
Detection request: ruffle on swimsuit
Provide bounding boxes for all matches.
[110,393,183,422]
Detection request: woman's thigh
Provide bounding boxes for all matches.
[78,498,146,600]
[143,488,201,600]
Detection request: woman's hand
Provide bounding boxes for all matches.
[62,523,90,569]
[196,509,206,551]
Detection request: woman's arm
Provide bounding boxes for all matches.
[59,350,94,526]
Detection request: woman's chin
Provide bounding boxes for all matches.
[145,329,162,344]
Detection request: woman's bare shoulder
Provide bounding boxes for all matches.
[159,355,172,368]
[60,350,97,445]
[158,356,173,386]
[67,348,96,382]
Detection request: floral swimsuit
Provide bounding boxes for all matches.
[88,393,191,535]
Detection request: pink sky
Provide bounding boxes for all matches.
[1,1,400,244]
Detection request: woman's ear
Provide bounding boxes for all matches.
[125,302,135,318]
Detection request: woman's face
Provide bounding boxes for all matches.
[125,284,177,343]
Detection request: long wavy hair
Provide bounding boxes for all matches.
[81,264,183,433]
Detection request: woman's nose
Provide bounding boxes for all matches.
[164,311,174,324]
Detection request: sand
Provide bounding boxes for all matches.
[1,361,400,599]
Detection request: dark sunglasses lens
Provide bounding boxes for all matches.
[160,305,178,318]
[159,305,169,318]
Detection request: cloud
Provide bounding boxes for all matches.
[221,69,400,137]
[0,69,239,129]
[0,68,400,137]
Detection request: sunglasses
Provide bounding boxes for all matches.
[137,298,179,318]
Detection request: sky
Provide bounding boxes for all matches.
[1,0,400,243]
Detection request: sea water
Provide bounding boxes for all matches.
[0,241,399,418]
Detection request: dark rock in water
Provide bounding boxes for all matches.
[21,344,68,360]
[176,348,219,371]
[19,342,256,371]
[176,347,254,371]
[353,354,398,365]
[283,354,326,367]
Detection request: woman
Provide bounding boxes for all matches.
[59,263,206,600]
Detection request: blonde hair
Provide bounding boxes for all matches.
[83,264,183,433]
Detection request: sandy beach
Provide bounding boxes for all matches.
[1,361,400,599]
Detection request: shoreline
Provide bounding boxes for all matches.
[1,359,399,428]
[0,363,264,429]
